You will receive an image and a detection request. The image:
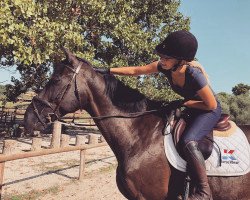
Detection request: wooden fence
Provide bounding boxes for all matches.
[0,121,107,199]
[0,106,96,137]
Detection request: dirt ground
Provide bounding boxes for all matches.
[1,136,127,200]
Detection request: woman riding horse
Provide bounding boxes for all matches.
[95,30,222,200]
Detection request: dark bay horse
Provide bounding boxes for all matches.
[24,49,250,200]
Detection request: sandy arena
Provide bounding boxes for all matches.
[1,136,127,200]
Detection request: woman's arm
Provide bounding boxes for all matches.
[183,85,217,110]
[110,61,159,76]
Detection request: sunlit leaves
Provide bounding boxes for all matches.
[217,91,250,124]
[1,0,190,101]
[0,0,85,66]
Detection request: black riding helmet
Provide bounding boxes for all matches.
[155,30,198,62]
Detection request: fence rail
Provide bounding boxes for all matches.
[0,121,107,199]
[0,143,106,163]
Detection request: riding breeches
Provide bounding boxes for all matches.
[181,100,222,145]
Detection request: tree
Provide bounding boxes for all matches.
[229,94,250,124]
[217,92,231,114]
[1,0,190,101]
[217,91,250,125]
[232,83,250,96]
[0,85,6,100]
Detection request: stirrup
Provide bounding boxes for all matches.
[182,174,191,200]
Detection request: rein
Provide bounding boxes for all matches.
[60,108,167,122]
[31,60,173,127]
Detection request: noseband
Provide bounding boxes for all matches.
[31,63,83,127]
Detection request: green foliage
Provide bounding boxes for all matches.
[0,85,6,96]
[0,84,6,105]
[1,0,190,101]
[232,83,250,96]
[217,91,250,125]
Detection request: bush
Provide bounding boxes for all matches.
[217,92,250,125]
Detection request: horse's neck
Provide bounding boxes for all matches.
[86,75,162,162]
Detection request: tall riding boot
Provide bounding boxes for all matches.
[184,141,213,200]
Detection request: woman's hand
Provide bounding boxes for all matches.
[167,99,185,109]
[93,67,110,75]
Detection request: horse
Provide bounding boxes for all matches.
[24,48,250,200]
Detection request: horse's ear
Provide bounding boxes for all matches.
[61,46,78,64]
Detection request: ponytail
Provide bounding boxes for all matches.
[188,61,210,84]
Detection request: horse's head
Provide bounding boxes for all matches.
[24,48,95,135]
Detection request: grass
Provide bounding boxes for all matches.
[98,163,117,173]
[3,186,60,200]
[30,158,79,172]
[41,160,79,172]
[33,158,117,174]
[61,158,79,167]
[84,163,118,179]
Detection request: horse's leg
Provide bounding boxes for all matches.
[209,174,250,200]
[166,167,186,200]
[116,163,168,200]
[116,166,138,200]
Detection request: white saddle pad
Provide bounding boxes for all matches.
[164,122,250,176]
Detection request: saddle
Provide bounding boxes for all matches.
[164,110,250,176]
[170,110,231,160]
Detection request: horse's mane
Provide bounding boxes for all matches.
[77,57,92,66]
[61,57,92,66]
[60,57,166,113]
[103,74,165,113]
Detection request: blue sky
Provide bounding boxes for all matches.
[179,0,250,93]
[1,1,250,93]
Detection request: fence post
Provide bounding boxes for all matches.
[75,135,86,146]
[31,137,42,151]
[50,121,62,148]
[2,139,16,155]
[0,139,16,198]
[60,134,70,148]
[76,135,86,181]
[79,149,86,181]
[88,134,99,144]
[99,135,106,143]
[4,112,7,124]
[0,161,4,199]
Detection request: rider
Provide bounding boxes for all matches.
[95,30,221,200]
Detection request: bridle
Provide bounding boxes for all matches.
[31,60,177,129]
[31,62,83,127]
